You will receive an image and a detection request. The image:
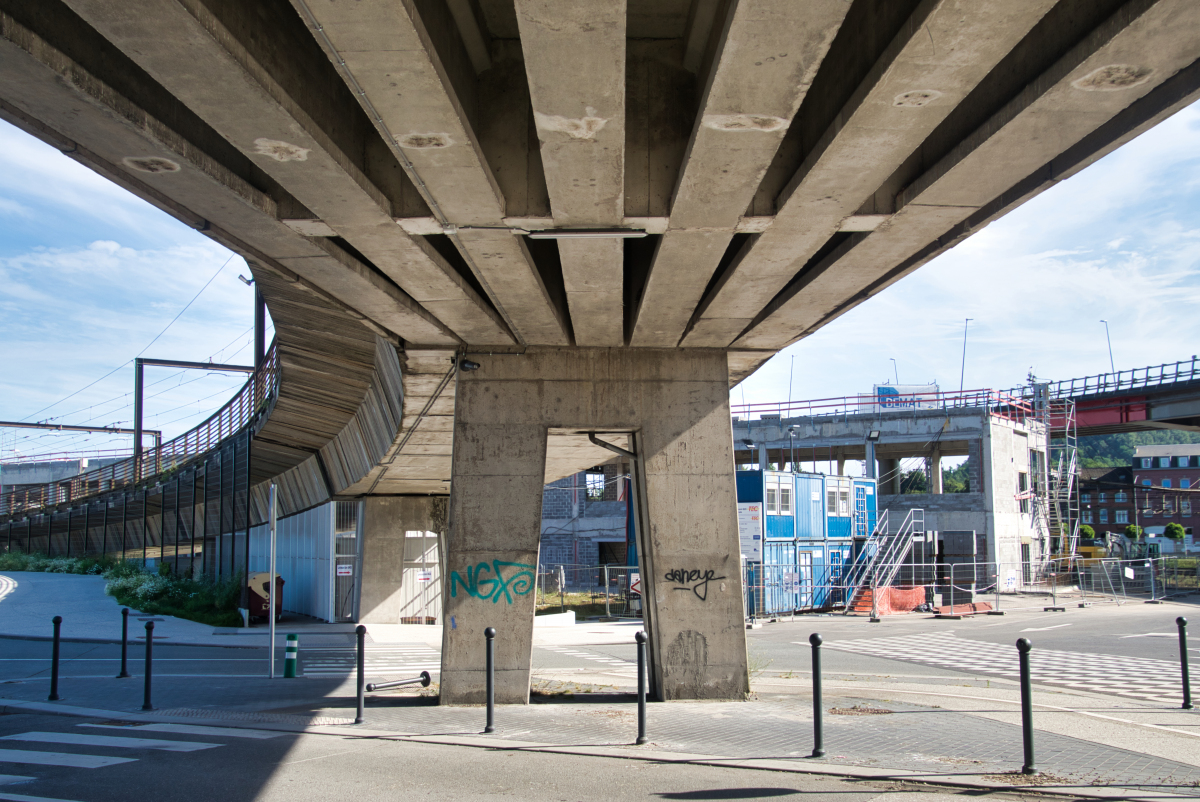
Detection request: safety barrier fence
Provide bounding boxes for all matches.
[744,556,1198,619]
[1,342,279,518]
[536,564,641,617]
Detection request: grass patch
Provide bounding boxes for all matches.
[535,590,635,618]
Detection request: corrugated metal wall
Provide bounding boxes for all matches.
[249,502,335,622]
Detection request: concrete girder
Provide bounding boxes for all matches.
[59,0,511,347]
[292,0,570,347]
[685,0,1061,347]
[0,7,458,347]
[630,0,852,348]
[735,0,1200,350]
[514,0,626,346]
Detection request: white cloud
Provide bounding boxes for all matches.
[738,99,1200,408]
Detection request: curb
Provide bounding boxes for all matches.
[0,699,1191,800]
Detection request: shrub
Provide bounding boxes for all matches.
[1124,524,1144,539]
[102,564,244,628]
[1164,522,1186,540]
[1078,524,1096,539]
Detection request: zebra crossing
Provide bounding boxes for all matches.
[0,722,282,802]
[300,645,441,678]
[823,631,1187,704]
[538,645,636,676]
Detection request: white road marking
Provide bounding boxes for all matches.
[0,749,134,769]
[0,777,34,786]
[1,733,219,752]
[1020,623,1072,632]
[0,793,88,802]
[1119,632,1179,638]
[0,577,17,605]
[80,724,282,739]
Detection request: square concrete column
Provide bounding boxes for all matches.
[930,449,943,494]
[358,497,447,624]
[439,348,749,704]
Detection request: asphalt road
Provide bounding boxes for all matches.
[0,711,1039,802]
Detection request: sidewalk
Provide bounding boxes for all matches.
[4,571,1200,799]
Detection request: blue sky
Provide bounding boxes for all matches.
[739,100,1200,409]
[0,122,267,463]
[1,99,1199,463]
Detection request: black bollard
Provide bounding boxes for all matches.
[1179,617,1193,710]
[809,633,824,758]
[1017,638,1037,775]
[117,608,131,679]
[48,616,62,701]
[484,627,496,733]
[635,631,648,745]
[142,621,154,711]
[355,625,366,725]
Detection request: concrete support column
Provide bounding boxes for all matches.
[757,445,767,471]
[440,348,749,705]
[930,449,943,494]
[864,440,877,479]
[836,451,845,476]
[359,496,447,624]
[880,458,901,494]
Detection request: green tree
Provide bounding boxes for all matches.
[1075,430,1200,467]
[1124,524,1143,539]
[1164,522,1186,540]
[901,468,927,494]
[941,461,971,493]
[1078,524,1096,539]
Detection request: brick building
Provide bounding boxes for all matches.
[1079,444,1198,550]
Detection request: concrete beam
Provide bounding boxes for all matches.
[737,0,1200,349]
[0,8,457,347]
[631,0,851,347]
[61,0,512,346]
[293,0,570,347]
[684,0,1059,347]
[514,0,625,346]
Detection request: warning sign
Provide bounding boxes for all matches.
[629,572,641,595]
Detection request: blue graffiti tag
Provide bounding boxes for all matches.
[450,560,536,604]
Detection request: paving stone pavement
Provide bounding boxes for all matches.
[275,695,1200,796]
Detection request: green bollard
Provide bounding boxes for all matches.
[284,634,298,678]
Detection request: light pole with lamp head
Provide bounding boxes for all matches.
[889,358,899,385]
[959,319,973,394]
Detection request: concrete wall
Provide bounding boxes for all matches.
[441,347,748,705]
[359,496,447,624]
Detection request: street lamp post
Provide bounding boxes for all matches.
[1100,320,1116,375]
[959,318,973,394]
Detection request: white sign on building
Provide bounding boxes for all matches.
[858,384,941,413]
[737,502,763,561]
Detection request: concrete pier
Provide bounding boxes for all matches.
[439,348,749,705]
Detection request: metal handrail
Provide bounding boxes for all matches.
[732,357,1200,423]
[1,341,280,518]
[731,388,1034,422]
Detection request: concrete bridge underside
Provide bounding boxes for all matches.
[2,0,1199,703]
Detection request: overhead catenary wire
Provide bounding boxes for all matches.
[17,254,240,425]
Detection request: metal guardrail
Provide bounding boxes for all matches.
[732,358,1200,423]
[731,388,1033,422]
[1038,357,1200,399]
[1,342,280,518]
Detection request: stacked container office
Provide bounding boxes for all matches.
[737,469,877,615]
